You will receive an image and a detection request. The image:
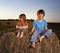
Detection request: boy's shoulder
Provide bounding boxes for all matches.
[43,19,47,22]
[34,19,47,22]
[34,19,38,22]
[25,21,28,23]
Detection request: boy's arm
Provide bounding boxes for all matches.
[20,25,28,29]
[45,26,48,30]
[30,20,36,35]
[16,25,23,30]
[30,27,35,35]
[16,23,28,29]
[44,20,48,30]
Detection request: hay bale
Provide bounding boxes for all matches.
[0,31,60,53]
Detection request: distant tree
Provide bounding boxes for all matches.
[7,22,10,25]
[0,23,1,26]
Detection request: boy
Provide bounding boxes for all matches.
[16,14,28,38]
[30,9,52,48]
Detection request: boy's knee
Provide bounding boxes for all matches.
[48,29,52,33]
[44,29,52,38]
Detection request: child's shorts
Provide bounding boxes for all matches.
[17,29,28,34]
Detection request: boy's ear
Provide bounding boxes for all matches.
[43,15,45,18]
[37,13,38,16]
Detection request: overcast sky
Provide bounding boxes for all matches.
[0,0,60,23]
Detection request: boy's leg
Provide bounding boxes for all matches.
[30,29,41,42]
[17,32,20,38]
[43,29,52,37]
[20,29,28,38]
[20,32,23,38]
[39,29,52,42]
[30,29,41,48]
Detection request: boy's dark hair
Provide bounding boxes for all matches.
[37,9,45,16]
[19,14,26,21]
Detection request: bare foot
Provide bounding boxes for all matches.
[40,36,45,42]
[31,42,35,48]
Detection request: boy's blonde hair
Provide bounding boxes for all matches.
[19,14,26,21]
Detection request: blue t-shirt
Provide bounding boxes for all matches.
[33,19,48,29]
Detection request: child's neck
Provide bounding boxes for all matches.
[38,18,43,22]
[20,20,24,22]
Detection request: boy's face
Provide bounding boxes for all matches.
[19,16,25,21]
[19,17,24,21]
[37,13,44,19]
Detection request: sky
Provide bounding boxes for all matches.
[0,0,60,23]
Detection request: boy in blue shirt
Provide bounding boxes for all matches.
[30,9,52,48]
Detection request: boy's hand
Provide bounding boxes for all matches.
[30,32,33,36]
[16,26,18,28]
[19,26,22,30]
